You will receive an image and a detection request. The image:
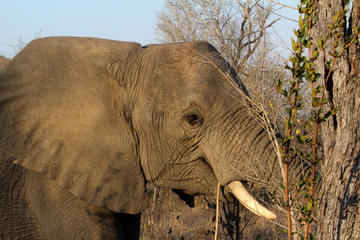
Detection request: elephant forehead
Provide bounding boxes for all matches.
[141,60,237,109]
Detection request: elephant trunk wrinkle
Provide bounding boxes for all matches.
[203,110,282,188]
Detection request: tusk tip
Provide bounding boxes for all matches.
[265,212,277,220]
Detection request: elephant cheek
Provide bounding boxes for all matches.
[201,145,245,185]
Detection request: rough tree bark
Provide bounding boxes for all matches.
[311,1,360,239]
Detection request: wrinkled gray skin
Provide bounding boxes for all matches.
[0,37,309,239]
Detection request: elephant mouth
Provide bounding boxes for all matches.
[197,157,276,219]
[227,181,276,219]
[172,189,196,207]
[185,157,276,219]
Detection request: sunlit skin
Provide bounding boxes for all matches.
[0,37,312,239]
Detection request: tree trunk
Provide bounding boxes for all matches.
[311,1,360,239]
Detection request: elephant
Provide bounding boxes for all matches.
[0,37,312,239]
[0,56,9,70]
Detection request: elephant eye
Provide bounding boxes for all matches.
[186,114,202,126]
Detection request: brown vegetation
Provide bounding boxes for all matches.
[140,187,287,239]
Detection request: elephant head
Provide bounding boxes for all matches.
[0,37,300,222]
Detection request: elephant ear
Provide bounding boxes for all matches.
[0,37,148,214]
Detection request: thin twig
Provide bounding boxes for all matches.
[258,4,298,22]
[214,182,221,240]
[271,25,293,54]
[270,0,297,10]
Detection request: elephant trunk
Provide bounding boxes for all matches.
[203,110,281,218]
[227,122,280,219]
[205,108,320,219]
[205,111,281,187]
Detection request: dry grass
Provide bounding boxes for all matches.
[140,187,287,239]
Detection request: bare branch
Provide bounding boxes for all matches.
[155,0,276,77]
[269,0,297,10]
[258,3,298,23]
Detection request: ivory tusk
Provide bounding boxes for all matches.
[228,181,277,220]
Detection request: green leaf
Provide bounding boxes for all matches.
[355,26,360,35]
[305,136,313,144]
[317,39,323,48]
[292,40,300,52]
[294,148,304,157]
[310,233,316,240]
[276,80,289,97]
[276,79,283,92]
[304,120,309,130]
[302,7,308,14]
[301,0,309,4]
[303,192,309,199]
[308,7,313,15]
[297,102,303,110]
[285,64,293,71]
[281,89,289,97]
[297,135,305,144]
[294,28,299,37]
[314,73,321,81]
[331,108,338,115]
[312,49,318,59]
[318,115,327,123]
[305,215,314,223]
[281,137,288,146]
[299,15,304,29]
[312,98,320,107]
[329,23,335,30]
[300,174,305,182]
[311,86,320,98]
[277,228,287,234]
[339,20,345,27]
